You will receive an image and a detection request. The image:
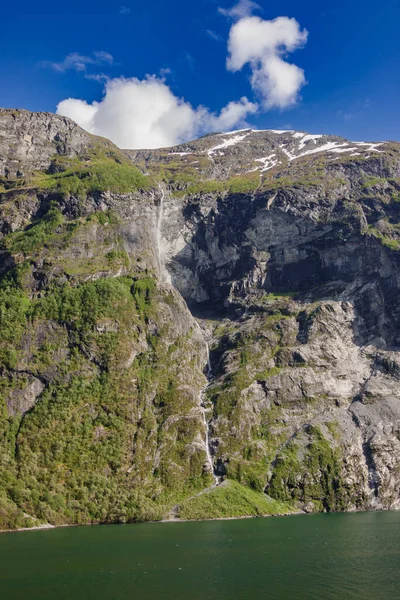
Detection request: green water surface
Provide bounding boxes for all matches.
[1,512,399,599]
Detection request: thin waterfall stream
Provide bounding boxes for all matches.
[156,184,165,282]
[198,327,220,486]
[155,185,218,486]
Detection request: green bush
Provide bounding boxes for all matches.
[4,205,63,254]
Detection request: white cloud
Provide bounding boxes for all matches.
[85,73,109,83]
[206,29,223,42]
[57,98,98,132]
[57,76,257,149]
[42,51,113,73]
[219,0,261,19]
[54,8,309,149]
[227,16,308,108]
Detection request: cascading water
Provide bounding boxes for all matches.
[156,184,166,282]
[197,327,219,486]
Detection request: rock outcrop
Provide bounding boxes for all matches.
[0,109,400,529]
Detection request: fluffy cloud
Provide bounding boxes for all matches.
[55,5,308,148]
[57,76,257,149]
[43,51,113,73]
[227,16,308,108]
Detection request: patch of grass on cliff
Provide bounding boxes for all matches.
[368,226,400,250]
[3,204,64,254]
[170,172,260,198]
[176,480,295,520]
[256,366,282,380]
[268,427,351,512]
[261,291,298,301]
[44,157,151,196]
[0,281,33,368]
[35,276,138,332]
[5,152,152,197]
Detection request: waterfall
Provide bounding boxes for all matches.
[197,326,219,486]
[205,341,212,375]
[156,184,165,282]
[200,396,219,486]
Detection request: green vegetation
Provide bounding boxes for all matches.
[39,156,150,196]
[3,204,64,254]
[176,480,295,520]
[161,171,260,198]
[268,427,352,512]
[256,366,282,380]
[260,292,298,302]
[368,226,400,250]
[0,267,212,529]
[362,176,387,190]
[1,149,152,198]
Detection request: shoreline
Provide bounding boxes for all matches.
[1,509,305,535]
[3,505,398,535]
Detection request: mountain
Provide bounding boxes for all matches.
[0,108,400,529]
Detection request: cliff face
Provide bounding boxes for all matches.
[0,109,400,528]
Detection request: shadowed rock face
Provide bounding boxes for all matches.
[1,108,400,529]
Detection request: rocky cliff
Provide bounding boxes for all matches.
[1,108,400,529]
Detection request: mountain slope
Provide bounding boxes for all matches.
[0,108,400,529]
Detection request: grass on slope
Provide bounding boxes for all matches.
[176,480,295,520]
[0,148,152,196]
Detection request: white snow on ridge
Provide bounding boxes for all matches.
[283,140,384,162]
[252,129,293,134]
[329,146,359,154]
[255,154,278,172]
[207,133,249,156]
[281,147,294,160]
[215,128,250,137]
[353,142,383,147]
[283,141,350,161]
[169,151,192,156]
[352,142,384,153]
[298,134,323,150]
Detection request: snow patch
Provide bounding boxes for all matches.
[215,128,251,137]
[281,147,294,160]
[298,134,323,150]
[329,146,359,154]
[352,142,384,153]
[207,133,249,156]
[283,140,384,161]
[252,129,293,134]
[283,141,350,161]
[169,151,192,156]
[255,154,278,172]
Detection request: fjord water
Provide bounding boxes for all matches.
[1,512,400,600]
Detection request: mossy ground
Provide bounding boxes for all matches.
[0,146,152,197]
[175,480,295,520]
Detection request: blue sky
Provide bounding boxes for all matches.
[1,0,399,147]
